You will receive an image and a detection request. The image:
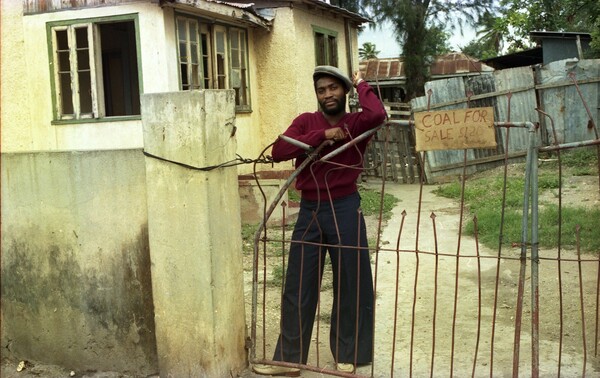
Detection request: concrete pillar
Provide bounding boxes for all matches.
[141,90,246,377]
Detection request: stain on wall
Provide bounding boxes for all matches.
[1,150,158,374]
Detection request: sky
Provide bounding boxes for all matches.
[358,20,478,58]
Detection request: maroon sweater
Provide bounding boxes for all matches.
[272,81,387,201]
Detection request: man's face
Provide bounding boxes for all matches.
[315,76,347,116]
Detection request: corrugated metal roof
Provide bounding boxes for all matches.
[359,53,494,82]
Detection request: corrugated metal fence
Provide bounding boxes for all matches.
[365,58,599,184]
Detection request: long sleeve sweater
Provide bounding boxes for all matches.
[271,81,387,201]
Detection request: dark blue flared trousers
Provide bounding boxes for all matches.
[273,192,374,365]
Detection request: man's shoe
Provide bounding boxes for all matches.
[252,363,301,377]
[336,363,355,373]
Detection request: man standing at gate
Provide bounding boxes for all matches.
[253,65,386,376]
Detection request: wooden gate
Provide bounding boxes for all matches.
[363,102,421,183]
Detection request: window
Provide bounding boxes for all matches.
[176,16,251,112]
[49,16,141,121]
[313,26,338,66]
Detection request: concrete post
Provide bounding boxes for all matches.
[141,90,246,377]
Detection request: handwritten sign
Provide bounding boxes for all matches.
[414,107,497,151]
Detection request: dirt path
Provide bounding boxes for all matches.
[246,181,600,377]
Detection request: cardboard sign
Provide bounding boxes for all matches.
[414,107,497,151]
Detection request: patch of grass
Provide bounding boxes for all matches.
[434,163,600,253]
[541,147,598,176]
[358,185,400,219]
[268,264,284,287]
[241,223,259,255]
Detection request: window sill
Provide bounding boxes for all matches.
[51,115,141,125]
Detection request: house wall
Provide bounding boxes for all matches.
[0,149,158,374]
[1,1,178,153]
[1,2,246,375]
[252,6,357,158]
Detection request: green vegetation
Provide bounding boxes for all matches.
[541,147,598,176]
[433,148,600,253]
[358,185,400,218]
[245,185,400,286]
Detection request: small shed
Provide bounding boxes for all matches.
[531,31,592,65]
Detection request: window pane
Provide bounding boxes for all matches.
[230,31,238,48]
[177,19,186,41]
[191,43,198,64]
[75,27,88,48]
[201,33,210,88]
[191,64,200,89]
[179,42,187,62]
[216,31,225,53]
[77,49,90,70]
[181,63,189,89]
[79,71,93,114]
[315,33,326,65]
[231,49,239,67]
[240,32,247,69]
[217,54,225,88]
[190,22,197,43]
[58,51,70,72]
[59,72,74,115]
[328,35,338,66]
[56,30,68,50]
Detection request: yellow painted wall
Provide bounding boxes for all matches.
[1,2,177,153]
[1,1,361,171]
[238,5,360,176]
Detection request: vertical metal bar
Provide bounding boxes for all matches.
[576,225,588,377]
[371,123,392,378]
[596,248,600,357]
[536,108,563,375]
[390,210,407,377]
[490,93,513,377]
[353,209,363,368]
[450,149,469,376]
[567,72,600,192]
[512,123,536,377]
[429,212,439,378]
[471,215,482,378]
[530,132,540,378]
[409,150,427,378]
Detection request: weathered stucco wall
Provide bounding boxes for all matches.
[0,2,177,153]
[1,149,158,374]
[252,6,356,160]
[142,90,247,377]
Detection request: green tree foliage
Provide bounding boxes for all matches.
[460,39,498,60]
[359,42,381,59]
[494,0,600,56]
[357,0,494,100]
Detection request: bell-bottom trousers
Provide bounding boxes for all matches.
[272,192,374,365]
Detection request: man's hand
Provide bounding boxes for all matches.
[325,127,347,142]
[352,70,364,87]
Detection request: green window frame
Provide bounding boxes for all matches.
[313,26,338,66]
[176,15,251,112]
[47,14,142,123]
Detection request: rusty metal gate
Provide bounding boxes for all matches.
[249,96,600,377]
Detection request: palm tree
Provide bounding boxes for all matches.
[359,42,380,59]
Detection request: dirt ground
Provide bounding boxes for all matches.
[3,172,599,378]
[245,172,600,377]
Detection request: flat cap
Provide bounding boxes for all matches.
[313,65,353,93]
